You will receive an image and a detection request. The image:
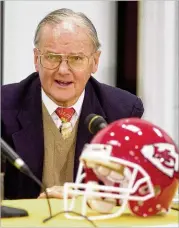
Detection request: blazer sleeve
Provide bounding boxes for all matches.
[130,97,144,118]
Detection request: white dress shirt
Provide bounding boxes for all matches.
[41,88,85,129]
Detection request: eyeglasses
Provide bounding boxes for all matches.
[36,49,93,71]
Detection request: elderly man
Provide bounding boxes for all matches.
[1,8,144,199]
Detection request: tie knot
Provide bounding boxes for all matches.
[55,107,75,122]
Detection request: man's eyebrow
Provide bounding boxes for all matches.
[43,50,85,55]
[44,50,59,54]
[69,52,85,55]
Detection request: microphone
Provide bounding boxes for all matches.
[85,114,107,134]
[1,138,52,220]
[1,138,32,177]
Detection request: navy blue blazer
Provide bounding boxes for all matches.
[1,72,144,199]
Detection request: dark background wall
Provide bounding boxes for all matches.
[116,1,138,95]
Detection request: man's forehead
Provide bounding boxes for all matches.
[55,20,80,33]
[41,22,90,42]
[39,22,93,52]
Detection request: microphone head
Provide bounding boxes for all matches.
[85,114,107,134]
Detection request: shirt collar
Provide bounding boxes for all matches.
[41,88,85,117]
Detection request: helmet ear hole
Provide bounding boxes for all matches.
[138,184,150,196]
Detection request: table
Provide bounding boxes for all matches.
[1,198,178,227]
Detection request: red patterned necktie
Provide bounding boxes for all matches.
[55,107,75,139]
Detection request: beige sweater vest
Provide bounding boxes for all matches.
[41,103,79,188]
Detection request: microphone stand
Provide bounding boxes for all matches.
[1,139,52,219]
[1,205,28,218]
[1,155,28,218]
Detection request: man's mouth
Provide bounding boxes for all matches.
[55,80,73,86]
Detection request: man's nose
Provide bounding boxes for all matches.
[58,60,70,74]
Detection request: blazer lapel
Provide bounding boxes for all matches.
[12,78,44,182]
[74,80,107,180]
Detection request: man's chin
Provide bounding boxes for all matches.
[53,96,77,107]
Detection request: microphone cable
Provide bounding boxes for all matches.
[27,171,52,218]
[43,210,97,227]
[171,207,179,211]
[17,164,97,226]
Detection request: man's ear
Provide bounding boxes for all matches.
[33,48,39,72]
[92,51,101,74]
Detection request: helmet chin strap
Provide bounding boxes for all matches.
[87,197,116,213]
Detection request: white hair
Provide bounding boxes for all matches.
[34,8,101,51]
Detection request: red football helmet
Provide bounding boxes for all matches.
[64,118,179,220]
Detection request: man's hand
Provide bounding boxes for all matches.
[38,185,73,199]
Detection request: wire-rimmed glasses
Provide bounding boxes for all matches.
[36,49,94,71]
